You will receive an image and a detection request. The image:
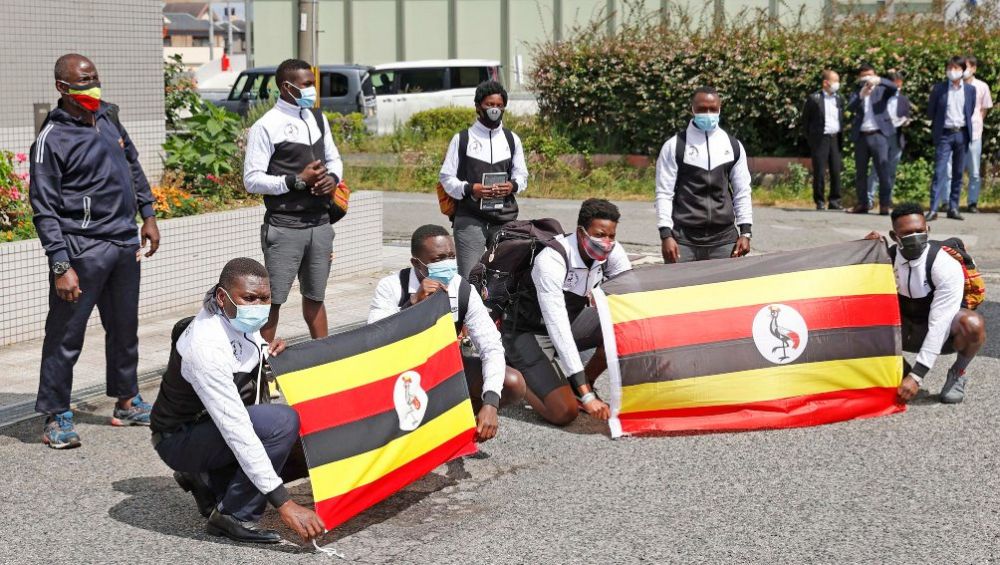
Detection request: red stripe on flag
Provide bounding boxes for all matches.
[294,344,465,436]
[618,387,904,435]
[614,294,900,356]
[313,428,477,530]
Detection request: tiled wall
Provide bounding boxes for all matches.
[0,192,383,346]
[0,0,165,179]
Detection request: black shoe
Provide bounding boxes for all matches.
[174,471,216,518]
[846,205,869,214]
[925,211,938,221]
[828,201,843,211]
[967,204,979,214]
[947,209,964,221]
[816,202,825,210]
[206,509,282,544]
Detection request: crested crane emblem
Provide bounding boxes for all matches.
[752,304,808,364]
[393,370,428,431]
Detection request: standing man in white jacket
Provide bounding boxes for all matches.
[439,80,529,278]
[655,86,753,263]
[243,59,343,342]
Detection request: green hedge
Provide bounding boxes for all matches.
[530,13,1000,162]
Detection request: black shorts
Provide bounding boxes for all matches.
[502,307,602,399]
[901,316,956,355]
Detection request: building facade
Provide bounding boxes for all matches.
[247,0,944,89]
[0,0,165,178]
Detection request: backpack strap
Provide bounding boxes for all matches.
[397,268,412,308]
[309,108,327,162]
[503,127,517,176]
[457,278,471,329]
[924,241,943,292]
[105,103,126,138]
[727,133,741,162]
[456,129,470,182]
[674,129,687,166]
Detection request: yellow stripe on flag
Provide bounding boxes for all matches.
[279,313,456,405]
[309,400,475,501]
[620,356,902,414]
[609,263,896,325]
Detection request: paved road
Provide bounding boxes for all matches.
[3,195,999,564]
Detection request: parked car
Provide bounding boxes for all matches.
[215,64,377,124]
[370,59,501,134]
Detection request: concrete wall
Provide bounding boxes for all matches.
[0,0,165,179]
[0,191,383,347]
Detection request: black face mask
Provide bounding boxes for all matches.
[898,232,929,261]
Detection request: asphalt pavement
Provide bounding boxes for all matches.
[2,196,999,564]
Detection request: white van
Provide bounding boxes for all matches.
[371,59,500,134]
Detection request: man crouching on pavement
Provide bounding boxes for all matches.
[150,258,324,544]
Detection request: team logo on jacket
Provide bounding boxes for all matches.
[752,304,808,364]
[283,123,299,138]
[393,370,428,431]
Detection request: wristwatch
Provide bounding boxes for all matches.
[740,232,752,240]
[51,261,71,276]
[293,175,308,191]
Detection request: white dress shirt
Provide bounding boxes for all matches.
[531,233,632,376]
[822,92,841,135]
[368,271,506,400]
[945,82,966,129]
[861,93,878,132]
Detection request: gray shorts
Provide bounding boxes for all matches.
[260,223,334,304]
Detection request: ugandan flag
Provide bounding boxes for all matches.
[593,239,904,437]
[268,292,476,529]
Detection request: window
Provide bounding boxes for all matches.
[259,74,279,101]
[372,71,396,95]
[397,69,446,94]
[450,67,488,89]
[320,73,349,97]
[228,74,249,100]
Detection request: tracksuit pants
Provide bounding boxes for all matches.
[36,234,141,415]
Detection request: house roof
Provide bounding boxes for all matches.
[162,1,210,19]
[164,12,245,36]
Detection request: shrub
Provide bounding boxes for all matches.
[406,107,477,140]
[530,9,1000,162]
[0,151,34,242]
[151,182,205,218]
[325,112,371,149]
[162,102,243,200]
[164,54,201,132]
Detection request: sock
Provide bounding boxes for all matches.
[950,354,973,376]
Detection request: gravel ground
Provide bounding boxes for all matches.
[3,200,998,564]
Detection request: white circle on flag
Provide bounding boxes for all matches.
[751,304,809,365]
[393,370,428,431]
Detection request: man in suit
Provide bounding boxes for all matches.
[846,63,898,215]
[927,56,976,221]
[866,71,912,208]
[801,69,845,210]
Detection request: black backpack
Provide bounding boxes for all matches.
[397,268,472,331]
[467,218,567,324]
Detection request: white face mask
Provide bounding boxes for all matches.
[828,82,840,93]
[964,68,974,79]
[948,69,964,82]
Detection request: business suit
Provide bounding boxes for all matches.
[927,81,976,213]
[866,92,912,206]
[801,90,844,207]
[847,78,898,209]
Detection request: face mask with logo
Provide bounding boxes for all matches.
[693,113,720,132]
[59,80,102,112]
[221,287,271,333]
[947,69,964,82]
[579,228,614,261]
[480,106,504,128]
[897,232,929,261]
[828,82,840,93]
[423,258,459,285]
[285,81,317,108]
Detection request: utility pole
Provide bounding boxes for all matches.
[246,0,254,67]
[298,0,320,107]
[207,0,215,61]
[226,1,233,55]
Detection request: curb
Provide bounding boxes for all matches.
[0,321,366,430]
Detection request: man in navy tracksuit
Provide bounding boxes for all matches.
[28,54,160,449]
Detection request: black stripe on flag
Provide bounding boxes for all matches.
[602,239,889,296]
[301,369,470,468]
[269,291,451,376]
[618,325,900,386]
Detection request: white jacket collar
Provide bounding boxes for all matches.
[471,119,502,136]
[276,98,304,117]
[686,121,727,140]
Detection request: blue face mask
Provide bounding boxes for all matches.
[693,113,720,132]
[286,82,317,108]
[221,288,271,334]
[424,258,458,285]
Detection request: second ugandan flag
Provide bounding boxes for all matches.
[593,239,904,437]
[269,292,476,529]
